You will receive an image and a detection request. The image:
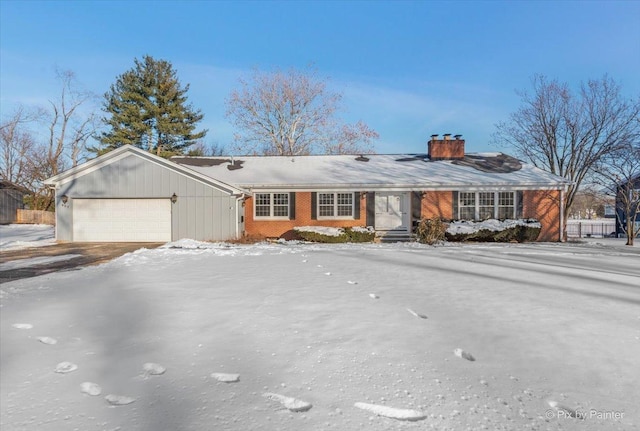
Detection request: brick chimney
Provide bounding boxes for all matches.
[428,134,465,160]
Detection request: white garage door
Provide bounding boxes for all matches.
[73,199,171,242]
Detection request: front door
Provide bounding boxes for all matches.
[374,192,409,231]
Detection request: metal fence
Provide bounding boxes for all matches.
[566,220,616,238]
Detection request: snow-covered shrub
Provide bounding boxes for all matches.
[293,226,375,243]
[345,226,376,242]
[415,217,447,245]
[446,219,541,242]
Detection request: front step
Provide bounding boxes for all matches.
[376,231,413,243]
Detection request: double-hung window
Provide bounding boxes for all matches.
[478,192,495,220]
[458,191,516,220]
[497,192,515,219]
[459,192,476,220]
[317,192,354,219]
[254,193,289,219]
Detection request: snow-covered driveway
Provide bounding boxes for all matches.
[1,240,638,430]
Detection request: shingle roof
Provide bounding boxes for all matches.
[172,152,571,191]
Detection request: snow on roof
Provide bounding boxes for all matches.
[172,153,570,191]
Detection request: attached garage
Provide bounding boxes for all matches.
[72,199,172,242]
[45,145,245,243]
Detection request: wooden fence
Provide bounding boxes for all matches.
[16,209,56,225]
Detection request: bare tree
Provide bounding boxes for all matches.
[20,70,98,210]
[493,75,640,238]
[225,67,378,156]
[186,140,226,157]
[568,186,612,219]
[593,142,640,245]
[1,71,98,210]
[0,106,41,186]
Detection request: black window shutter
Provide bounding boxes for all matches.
[412,191,422,220]
[516,191,523,218]
[452,191,459,220]
[366,192,375,226]
[289,192,296,220]
[353,192,360,219]
[311,192,317,220]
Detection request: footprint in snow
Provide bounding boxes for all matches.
[354,402,426,421]
[406,308,428,319]
[347,281,358,285]
[12,323,33,329]
[302,260,308,263]
[453,348,475,361]
[80,382,102,396]
[369,293,379,299]
[55,361,78,373]
[263,392,312,412]
[324,272,331,276]
[105,394,136,406]
[211,372,240,383]
[547,400,583,419]
[38,336,57,345]
[142,362,166,376]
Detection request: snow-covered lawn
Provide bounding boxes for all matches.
[1,238,639,431]
[0,224,55,250]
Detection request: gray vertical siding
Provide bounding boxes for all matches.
[55,152,238,242]
[0,189,25,224]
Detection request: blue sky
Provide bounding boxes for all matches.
[1,0,639,154]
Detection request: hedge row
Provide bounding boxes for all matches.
[294,227,376,243]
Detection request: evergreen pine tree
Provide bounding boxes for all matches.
[97,56,207,157]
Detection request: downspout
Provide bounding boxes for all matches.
[559,188,565,242]
[47,185,58,241]
[235,193,247,239]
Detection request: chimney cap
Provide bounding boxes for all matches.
[430,134,439,139]
[454,134,462,139]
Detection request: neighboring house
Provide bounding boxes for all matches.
[44,135,571,243]
[0,180,31,224]
[615,173,640,238]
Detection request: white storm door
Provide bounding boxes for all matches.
[72,199,171,242]
[374,192,408,231]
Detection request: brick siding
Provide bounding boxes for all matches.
[245,190,562,242]
[244,192,367,240]
[522,190,562,242]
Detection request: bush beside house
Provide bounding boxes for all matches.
[293,226,375,243]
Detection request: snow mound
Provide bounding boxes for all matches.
[12,323,33,329]
[0,224,55,250]
[447,219,541,235]
[294,226,344,237]
[80,382,102,396]
[210,372,240,383]
[263,392,312,412]
[161,238,234,249]
[354,402,426,421]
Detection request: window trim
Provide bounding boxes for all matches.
[457,191,517,220]
[253,192,290,220]
[317,192,355,220]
